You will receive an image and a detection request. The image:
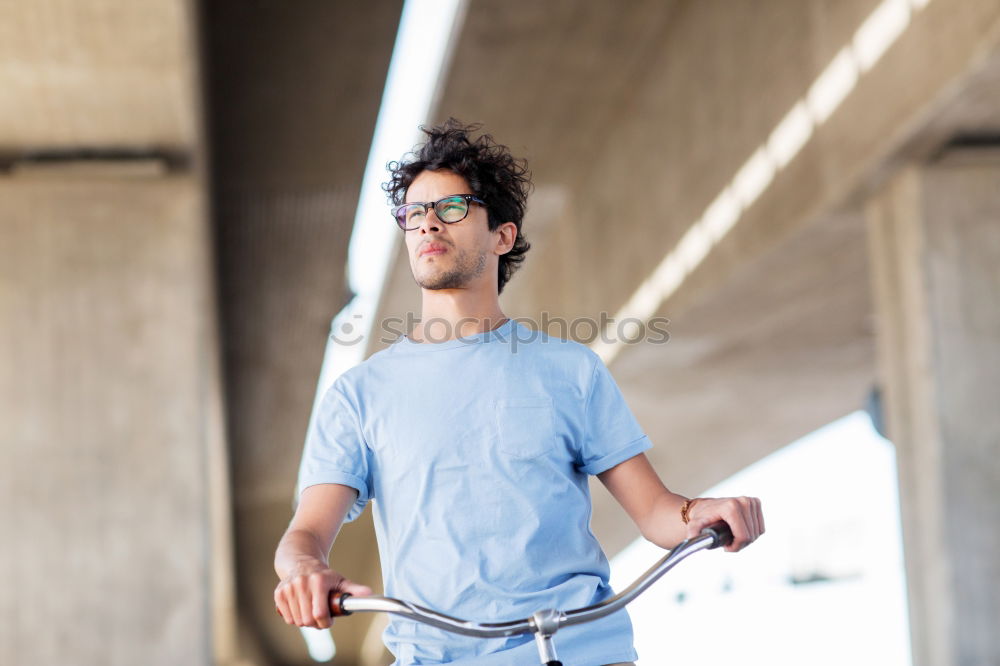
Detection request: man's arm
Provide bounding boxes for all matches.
[274,483,373,629]
[597,453,764,552]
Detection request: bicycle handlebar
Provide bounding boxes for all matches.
[329,522,734,639]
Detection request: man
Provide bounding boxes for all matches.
[274,120,764,665]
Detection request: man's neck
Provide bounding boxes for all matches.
[412,288,507,343]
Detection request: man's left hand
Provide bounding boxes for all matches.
[685,496,764,552]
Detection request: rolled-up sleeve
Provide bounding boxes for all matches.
[296,383,373,521]
[576,354,652,475]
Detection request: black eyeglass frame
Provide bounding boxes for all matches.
[391,194,487,231]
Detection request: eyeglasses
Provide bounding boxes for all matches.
[391,194,486,231]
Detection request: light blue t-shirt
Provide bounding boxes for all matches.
[298,319,652,665]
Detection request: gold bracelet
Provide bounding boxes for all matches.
[680,498,698,524]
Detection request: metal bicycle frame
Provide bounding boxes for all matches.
[331,525,732,666]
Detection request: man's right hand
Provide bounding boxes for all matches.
[274,560,373,629]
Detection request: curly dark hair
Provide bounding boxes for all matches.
[383,118,533,294]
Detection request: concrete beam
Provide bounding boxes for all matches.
[0,0,199,149]
[867,156,1000,666]
[0,175,226,665]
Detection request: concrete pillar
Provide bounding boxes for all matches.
[866,155,1000,666]
[0,175,232,665]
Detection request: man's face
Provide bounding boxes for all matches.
[402,170,497,291]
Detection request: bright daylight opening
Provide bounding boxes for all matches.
[301,626,336,663]
[610,411,912,665]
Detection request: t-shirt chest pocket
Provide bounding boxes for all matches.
[495,397,556,460]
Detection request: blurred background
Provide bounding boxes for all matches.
[2,0,998,665]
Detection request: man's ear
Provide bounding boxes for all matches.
[494,222,517,255]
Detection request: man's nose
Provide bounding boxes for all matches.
[418,206,443,233]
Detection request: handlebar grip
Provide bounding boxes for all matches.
[330,591,353,617]
[701,521,733,549]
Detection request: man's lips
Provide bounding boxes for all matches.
[419,243,449,257]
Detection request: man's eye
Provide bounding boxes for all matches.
[407,207,425,220]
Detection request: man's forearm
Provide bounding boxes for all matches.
[274,528,330,580]
[639,491,690,550]
[275,484,357,580]
[598,454,692,549]
[273,484,372,629]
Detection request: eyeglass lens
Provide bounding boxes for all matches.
[396,196,470,228]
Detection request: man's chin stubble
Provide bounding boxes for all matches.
[416,270,467,290]
[414,251,487,290]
